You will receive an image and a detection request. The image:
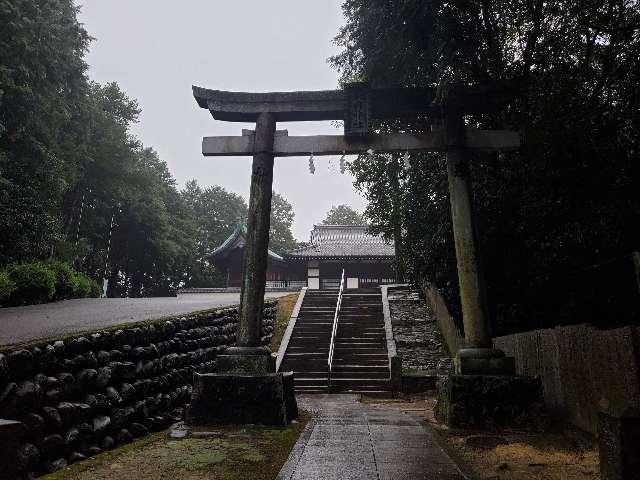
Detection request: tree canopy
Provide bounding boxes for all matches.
[333,0,640,333]
[0,0,299,296]
[321,204,366,225]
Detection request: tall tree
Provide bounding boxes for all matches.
[0,0,91,264]
[269,192,297,255]
[180,180,247,288]
[322,204,366,225]
[348,153,407,281]
[332,0,640,332]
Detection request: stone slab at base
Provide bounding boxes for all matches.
[0,419,27,478]
[186,371,297,426]
[216,346,276,374]
[436,374,545,429]
[599,407,640,480]
[401,372,437,393]
[454,348,516,375]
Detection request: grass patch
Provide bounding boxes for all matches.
[268,292,299,352]
[43,411,311,480]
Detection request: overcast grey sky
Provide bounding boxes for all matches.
[76,1,366,241]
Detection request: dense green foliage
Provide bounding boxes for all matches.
[270,193,298,255]
[0,260,99,306]
[0,0,298,299]
[334,0,640,333]
[6,262,56,305]
[0,271,16,305]
[321,204,366,225]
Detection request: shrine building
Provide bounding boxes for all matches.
[208,224,290,289]
[209,224,395,290]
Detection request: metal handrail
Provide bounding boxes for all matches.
[327,269,345,375]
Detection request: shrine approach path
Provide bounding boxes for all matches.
[0,292,289,346]
[278,394,466,480]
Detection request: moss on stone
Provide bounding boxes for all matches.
[41,411,311,480]
[269,293,298,352]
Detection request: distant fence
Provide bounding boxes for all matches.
[420,281,465,356]
[494,324,640,434]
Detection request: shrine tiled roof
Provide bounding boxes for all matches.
[286,225,395,260]
[208,224,284,262]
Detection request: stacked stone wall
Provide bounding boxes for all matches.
[420,281,465,356]
[0,302,277,477]
[494,324,640,434]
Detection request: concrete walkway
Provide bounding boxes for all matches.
[0,292,289,346]
[278,395,466,480]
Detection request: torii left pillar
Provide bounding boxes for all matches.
[222,112,276,370]
[186,112,298,427]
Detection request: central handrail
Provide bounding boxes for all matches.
[327,269,345,375]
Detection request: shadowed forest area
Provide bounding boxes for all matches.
[334,0,640,334]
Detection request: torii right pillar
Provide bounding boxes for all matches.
[436,108,545,429]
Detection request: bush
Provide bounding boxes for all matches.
[45,260,80,300]
[8,262,56,305]
[0,271,16,306]
[76,274,101,298]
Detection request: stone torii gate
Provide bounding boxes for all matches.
[188,82,535,426]
[193,82,518,369]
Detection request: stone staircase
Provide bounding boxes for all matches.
[280,288,391,395]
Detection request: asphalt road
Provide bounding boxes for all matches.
[0,292,290,346]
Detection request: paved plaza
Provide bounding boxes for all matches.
[278,395,466,480]
[0,292,289,346]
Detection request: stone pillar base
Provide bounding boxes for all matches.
[454,348,516,375]
[436,374,545,429]
[599,407,640,480]
[216,346,276,374]
[186,371,297,426]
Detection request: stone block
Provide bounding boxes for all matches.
[599,408,640,480]
[0,419,28,477]
[401,372,437,393]
[281,371,298,421]
[454,348,516,375]
[215,346,275,374]
[436,374,545,429]
[187,372,297,426]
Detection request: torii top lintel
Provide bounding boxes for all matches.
[192,82,516,136]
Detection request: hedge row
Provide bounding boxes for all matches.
[0,261,101,307]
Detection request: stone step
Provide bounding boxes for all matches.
[295,377,329,385]
[332,354,389,362]
[330,370,389,379]
[281,363,327,371]
[331,364,389,372]
[331,389,393,397]
[295,387,329,393]
[333,348,386,354]
[330,378,391,388]
[284,353,328,359]
[292,371,329,378]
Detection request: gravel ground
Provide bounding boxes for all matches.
[0,292,290,346]
[389,288,451,372]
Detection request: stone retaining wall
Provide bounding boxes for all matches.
[420,281,465,356]
[0,302,277,478]
[494,324,640,434]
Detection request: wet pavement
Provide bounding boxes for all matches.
[0,292,289,346]
[278,395,466,480]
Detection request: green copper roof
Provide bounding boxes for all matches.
[209,224,284,261]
